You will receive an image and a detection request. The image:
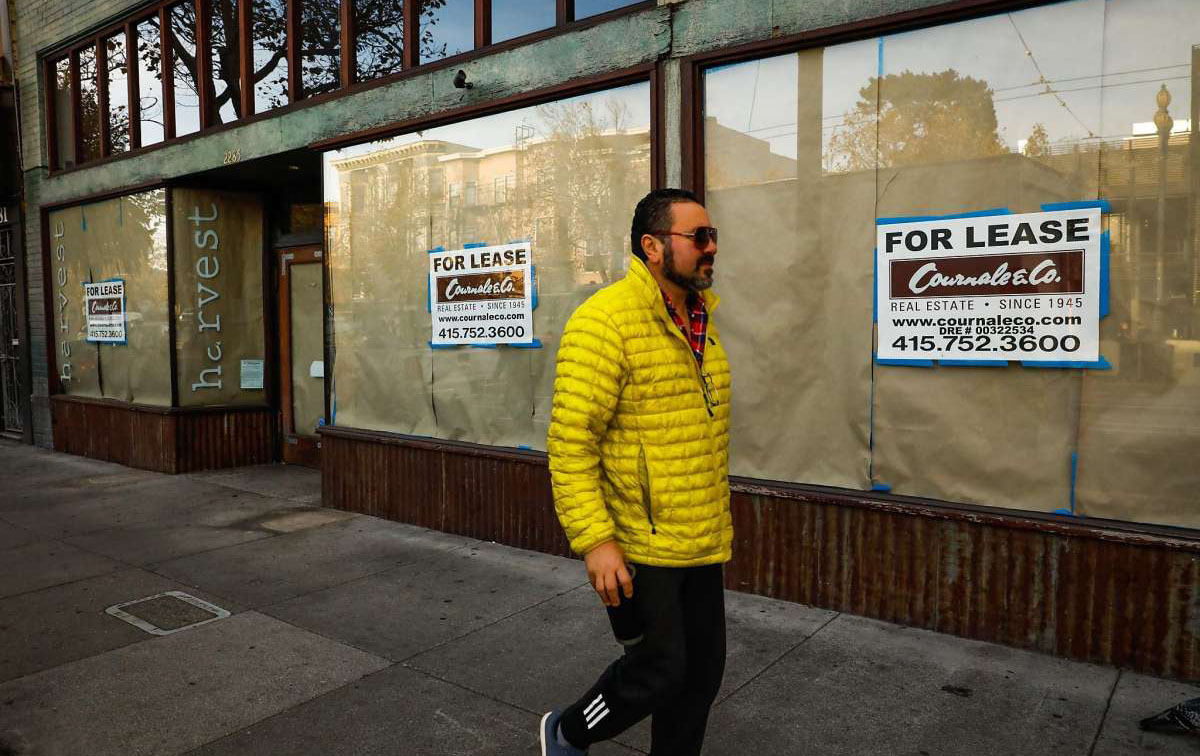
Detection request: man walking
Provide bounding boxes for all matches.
[542,188,732,756]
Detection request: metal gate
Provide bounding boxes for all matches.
[0,224,22,434]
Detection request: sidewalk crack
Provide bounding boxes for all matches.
[1087,668,1121,756]
[714,610,841,707]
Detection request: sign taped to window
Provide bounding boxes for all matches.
[876,208,1101,364]
[83,279,127,344]
[429,242,534,346]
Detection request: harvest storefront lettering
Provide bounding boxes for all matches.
[190,203,224,391]
[52,220,71,383]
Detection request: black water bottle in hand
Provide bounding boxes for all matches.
[605,564,642,646]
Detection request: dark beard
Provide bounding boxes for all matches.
[663,238,714,292]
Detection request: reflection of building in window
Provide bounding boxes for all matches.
[329,123,650,286]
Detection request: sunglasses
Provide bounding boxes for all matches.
[651,226,718,248]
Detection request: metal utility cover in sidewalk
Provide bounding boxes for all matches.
[106,591,230,636]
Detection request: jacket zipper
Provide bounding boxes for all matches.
[661,309,716,417]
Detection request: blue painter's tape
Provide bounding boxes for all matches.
[873,250,883,324]
[877,36,884,78]
[471,342,499,349]
[1051,508,1078,517]
[428,341,456,349]
[872,482,892,492]
[518,445,533,451]
[1040,199,1111,213]
[509,339,543,349]
[531,265,538,310]
[464,241,488,248]
[1100,231,1110,319]
[876,208,1010,226]
[938,359,1009,367]
[872,248,878,323]
[875,353,934,367]
[1021,356,1112,370]
[706,62,739,75]
[427,247,444,311]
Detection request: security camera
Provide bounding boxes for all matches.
[453,70,473,89]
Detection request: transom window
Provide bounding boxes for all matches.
[45,0,647,171]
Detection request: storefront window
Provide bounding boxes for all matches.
[301,0,339,97]
[355,0,405,82]
[492,0,554,43]
[252,0,289,112]
[48,190,171,405]
[104,34,130,154]
[419,0,472,63]
[136,17,165,147]
[209,0,242,124]
[324,81,651,446]
[77,46,101,162]
[51,57,75,169]
[170,2,201,136]
[172,188,268,407]
[703,0,1200,529]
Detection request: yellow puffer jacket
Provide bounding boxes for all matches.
[547,257,733,567]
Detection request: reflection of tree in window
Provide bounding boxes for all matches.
[253,0,288,111]
[1023,123,1050,157]
[301,1,340,97]
[355,0,406,81]
[78,46,101,162]
[827,70,1007,171]
[169,2,201,136]
[209,0,243,123]
[136,18,165,146]
[529,99,645,283]
[418,0,468,64]
[105,34,130,153]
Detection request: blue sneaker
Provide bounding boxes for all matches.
[540,710,587,755]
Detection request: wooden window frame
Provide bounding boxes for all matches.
[41,0,654,174]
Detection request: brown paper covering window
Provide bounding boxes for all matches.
[702,0,1200,529]
[48,190,171,405]
[172,188,267,407]
[325,82,652,448]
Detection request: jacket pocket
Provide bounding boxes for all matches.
[638,444,656,535]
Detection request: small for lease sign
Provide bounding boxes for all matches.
[876,208,1102,364]
[429,243,534,347]
[84,279,127,344]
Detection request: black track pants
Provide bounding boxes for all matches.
[559,563,726,756]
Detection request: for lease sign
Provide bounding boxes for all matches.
[876,208,1101,363]
[83,279,127,344]
[429,242,534,346]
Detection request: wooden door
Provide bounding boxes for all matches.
[278,246,325,467]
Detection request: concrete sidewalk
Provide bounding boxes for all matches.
[0,440,1195,756]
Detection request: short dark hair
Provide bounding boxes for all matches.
[630,188,701,261]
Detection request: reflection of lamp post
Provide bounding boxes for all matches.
[1154,84,1173,332]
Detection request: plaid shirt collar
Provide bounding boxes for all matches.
[661,289,709,367]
